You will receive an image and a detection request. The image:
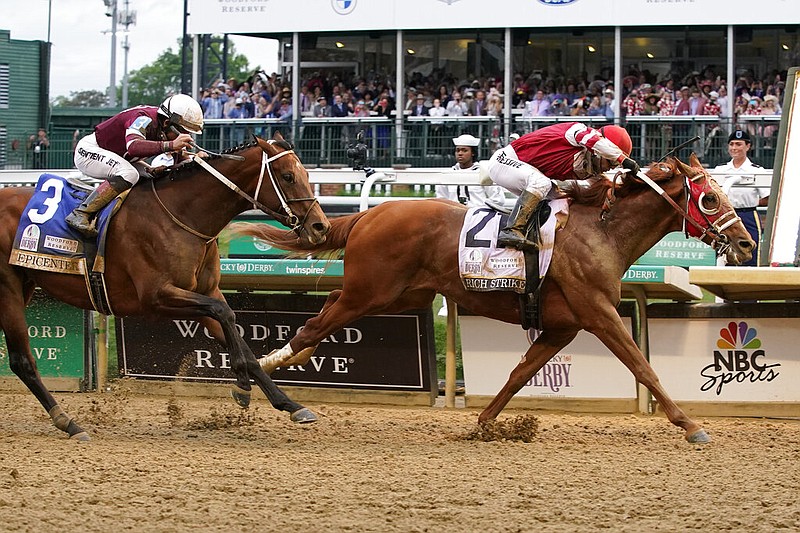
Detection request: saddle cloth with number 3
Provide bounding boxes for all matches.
[9,173,117,276]
[457,199,568,294]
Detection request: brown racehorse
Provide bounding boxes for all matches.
[232,154,755,444]
[0,133,330,440]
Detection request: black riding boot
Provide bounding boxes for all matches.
[496,189,543,251]
[66,176,132,237]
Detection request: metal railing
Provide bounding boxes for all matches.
[5,115,781,172]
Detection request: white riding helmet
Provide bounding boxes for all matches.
[158,94,204,134]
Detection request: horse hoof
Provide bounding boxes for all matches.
[230,386,251,408]
[70,431,91,442]
[686,429,711,444]
[290,408,318,424]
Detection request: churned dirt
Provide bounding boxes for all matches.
[0,383,798,532]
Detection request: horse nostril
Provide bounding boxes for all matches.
[740,239,754,251]
[313,222,329,235]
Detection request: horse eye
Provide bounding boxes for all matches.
[700,192,720,214]
[282,172,295,183]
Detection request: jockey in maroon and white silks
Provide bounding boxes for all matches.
[67,94,203,237]
[488,122,638,250]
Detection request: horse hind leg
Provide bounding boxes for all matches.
[478,328,578,423]
[0,296,89,441]
[258,289,346,374]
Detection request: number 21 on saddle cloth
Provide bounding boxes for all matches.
[457,199,568,294]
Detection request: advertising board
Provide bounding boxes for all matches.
[0,291,89,391]
[117,293,437,402]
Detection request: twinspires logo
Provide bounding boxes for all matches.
[700,321,780,395]
[331,0,356,15]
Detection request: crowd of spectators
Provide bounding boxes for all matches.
[197,66,786,150]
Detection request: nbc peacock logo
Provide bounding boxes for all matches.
[700,321,780,395]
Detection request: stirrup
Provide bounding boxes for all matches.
[497,230,538,251]
[66,212,98,237]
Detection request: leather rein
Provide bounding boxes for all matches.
[150,142,318,242]
[602,167,740,256]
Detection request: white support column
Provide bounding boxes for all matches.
[396,30,405,158]
[727,25,735,123]
[614,26,622,124]
[292,32,300,141]
[191,34,200,102]
[504,28,512,142]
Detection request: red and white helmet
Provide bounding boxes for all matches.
[158,94,204,134]
[599,125,632,157]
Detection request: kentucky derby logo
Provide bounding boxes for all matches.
[331,0,357,15]
[700,321,780,395]
[537,0,579,4]
[524,354,572,393]
[19,224,41,252]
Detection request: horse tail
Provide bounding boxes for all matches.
[228,211,368,254]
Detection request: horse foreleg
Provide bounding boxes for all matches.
[478,328,577,423]
[587,313,710,443]
[0,293,89,441]
[154,287,310,422]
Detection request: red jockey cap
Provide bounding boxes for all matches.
[600,125,632,157]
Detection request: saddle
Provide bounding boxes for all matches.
[457,199,559,331]
[10,174,127,315]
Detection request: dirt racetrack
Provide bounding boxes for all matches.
[1,384,798,532]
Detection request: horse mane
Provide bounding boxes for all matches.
[165,136,294,180]
[571,178,613,207]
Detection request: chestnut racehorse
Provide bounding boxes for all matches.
[0,133,330,440]
[233,154,755,444]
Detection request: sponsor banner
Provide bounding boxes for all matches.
[118,293,437,393]
[0,292,88,381]
[460,316,637,399]
[189,0,792,34]
[650,318,800,402]
[636,231,716,268]
[219,258,344,278]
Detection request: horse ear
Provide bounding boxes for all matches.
[688,152,703,169]
[273,131,285,142]
[672,156,692,177]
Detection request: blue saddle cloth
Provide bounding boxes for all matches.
[11,174,116,275]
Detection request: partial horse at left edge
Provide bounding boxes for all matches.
[0,133,329,440]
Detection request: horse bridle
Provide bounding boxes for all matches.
[633,166,740,256]
[153,141,318,241]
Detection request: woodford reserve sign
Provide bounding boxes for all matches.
[117,293,437,397]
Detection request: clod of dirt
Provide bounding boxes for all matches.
[464,415,540,442]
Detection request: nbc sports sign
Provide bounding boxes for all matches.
[649,317,800,403]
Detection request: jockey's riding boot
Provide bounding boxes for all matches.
[66,176,132,237]
[551,179,578,195]
[496,189,543,251]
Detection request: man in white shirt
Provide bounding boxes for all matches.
[435,134,506,315]
[435,134,506,209]
[714,129,769,266]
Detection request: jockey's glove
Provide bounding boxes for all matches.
[621,157,641,176]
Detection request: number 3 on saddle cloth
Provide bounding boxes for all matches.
[9,174,125,315]
[458,198,568,331]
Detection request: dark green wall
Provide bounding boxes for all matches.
[0,29,50,169]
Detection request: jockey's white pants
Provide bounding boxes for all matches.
[488,144,552,198]
[74,133,141,186]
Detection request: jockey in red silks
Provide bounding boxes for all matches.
[66,94,204,237]
[487,122,638,250]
